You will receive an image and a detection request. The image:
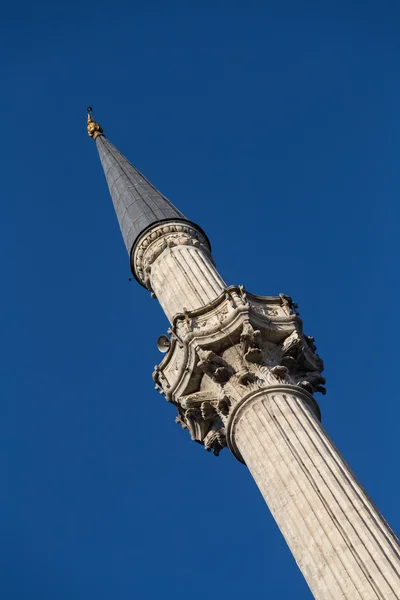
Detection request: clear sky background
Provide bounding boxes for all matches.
[2,1,400,598]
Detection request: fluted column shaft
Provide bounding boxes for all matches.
[151,244,225,320]
[133,222,226,322]
[228,386,400,600]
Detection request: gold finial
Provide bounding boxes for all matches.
[87,106,103,140]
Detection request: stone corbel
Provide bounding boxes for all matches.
[196,348,235,383]
[203,425,227,456]
[215,391,231,417]
[179,390,231,420]
[281,330,302,356]
[270,365,290,382]
[177,400,226,456]
[280,330,325,393]
[184,407,209,442]
[282,330,323,371]
[241,320,263,364]
[179,390,218,408]
[296,372,326,395]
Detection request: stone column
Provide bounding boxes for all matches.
[133,222,225,322]
[227,385,400,600]
[153,284,400,599]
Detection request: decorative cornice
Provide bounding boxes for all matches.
[132,221,212,287]
[152,288,325,457]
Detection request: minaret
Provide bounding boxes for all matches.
[87,109,400,599]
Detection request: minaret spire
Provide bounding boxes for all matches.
[87,108,209,287]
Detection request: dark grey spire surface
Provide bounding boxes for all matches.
[96,135,188,256]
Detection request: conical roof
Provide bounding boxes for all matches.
[96,135,188,256]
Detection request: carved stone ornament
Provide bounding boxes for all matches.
[196,348,235,383]
[241,320,263,363]
[153,286,325,456]
[133,222,211,287]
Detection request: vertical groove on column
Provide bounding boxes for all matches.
[178,247,217,301]
[152,250,195,319]
[281,394,400,595]
[173,247,206,304]
[232,389,400,600]
[150,245,225,320]
[195,249,226,291]
[294,394,400,557]
[252,400,367,600]
[189,249,221,297]
[245,404,354,600]
[268,395,385,599]
[288,396,400,563]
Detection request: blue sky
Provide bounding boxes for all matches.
[2,1,400,598]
